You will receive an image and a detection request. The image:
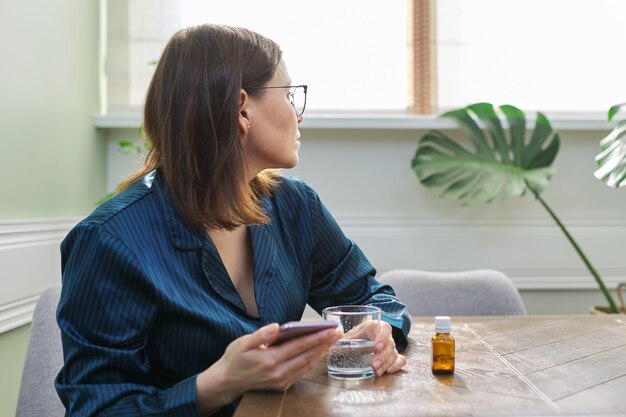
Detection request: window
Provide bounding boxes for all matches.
[182,0,407,112]
[436,0,626,112]
[104,0,626,116]
[105,0,407,113]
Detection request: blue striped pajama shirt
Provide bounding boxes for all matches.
[55,170,411,417]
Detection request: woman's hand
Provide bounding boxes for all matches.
[370,321,407,376]
[344,320,407,377]
[195,323,342,416]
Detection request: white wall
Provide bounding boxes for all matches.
[105,124,626,314]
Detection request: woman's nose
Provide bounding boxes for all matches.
[297,114,303,124]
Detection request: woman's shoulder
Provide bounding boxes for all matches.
[76,173,157,231]
[267,176,326,225]
[271,176,322,210]
[274,176,318,200]
[62,172,170,257]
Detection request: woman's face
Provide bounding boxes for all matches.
[241,61,303,178]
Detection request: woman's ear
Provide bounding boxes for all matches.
[238,89,252,134]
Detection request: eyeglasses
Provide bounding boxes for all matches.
[255,84,308,116]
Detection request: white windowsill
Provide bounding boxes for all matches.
[93,111,615,131]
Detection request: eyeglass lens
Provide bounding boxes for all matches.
[291,87,306,116]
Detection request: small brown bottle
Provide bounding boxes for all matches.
[431,316,455,374]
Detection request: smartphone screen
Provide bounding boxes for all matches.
[269,320,339,346]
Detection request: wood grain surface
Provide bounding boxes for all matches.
[234,315,626,417]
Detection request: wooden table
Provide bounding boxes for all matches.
[234,315,626,417]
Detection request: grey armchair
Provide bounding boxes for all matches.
[379,269,526,316]
[16,286,65,417]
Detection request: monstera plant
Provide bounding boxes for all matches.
[412,102,619,313]
[595,103,626,188]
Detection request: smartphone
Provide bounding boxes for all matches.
[269,320,339,346]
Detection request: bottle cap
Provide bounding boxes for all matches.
[435,316,451,333]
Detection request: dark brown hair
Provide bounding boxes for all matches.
[120,24,282,230]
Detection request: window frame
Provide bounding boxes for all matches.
[99,0,623,122]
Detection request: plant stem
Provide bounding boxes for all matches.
[529,186,619,313]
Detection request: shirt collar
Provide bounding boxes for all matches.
[152,170,204,250]
[150,170,275,251]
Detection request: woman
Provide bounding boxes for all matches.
[56,24,411,417]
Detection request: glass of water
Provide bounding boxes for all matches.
[322,305,381,379]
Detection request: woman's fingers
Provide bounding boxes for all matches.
[370,322,408,376]
[374,321,392,351]
[372,339,396,376]
[372,346,406,376]
[386,354,408,374]
[224,320,406,394]
[272,327,342,361]
[211,323,346,398]
[238,323,280,350]
[378,345,399,375]
[344,319,380,339]
[252,332,337,391]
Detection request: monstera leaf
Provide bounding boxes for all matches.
[411,103,620,313]
[594,103,626,188]
[412,103,560,205]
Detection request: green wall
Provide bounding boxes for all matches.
[0,326,31,417]
[0,0,105,218]
[0,0,103,415]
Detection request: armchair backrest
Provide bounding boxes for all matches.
[16,286,64,417]
[379,269,526,316]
